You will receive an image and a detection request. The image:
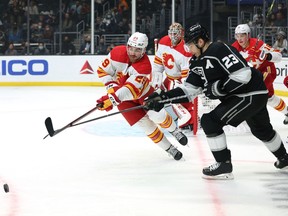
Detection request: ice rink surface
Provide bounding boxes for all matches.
[0,86,287,216]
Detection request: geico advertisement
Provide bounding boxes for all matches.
[275,60,288,91]
[0,56,287,91]
[0,56,101,83]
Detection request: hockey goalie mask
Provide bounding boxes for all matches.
[127,32,148,62]
[168,23,183,46]
[235,24,251,48]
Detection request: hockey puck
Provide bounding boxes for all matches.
[3,184,9,193]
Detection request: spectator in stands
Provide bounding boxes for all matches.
[79,34,91,54]
[61,35,76,55]
[101,12,117,34]
[273,30,288,57]
[8,0,24,27]
[95,36,107,55]
[42,24,54,43]
[33,41,49,55]
[272,11,287,27]
[252,8,263,27]
[115,20,129,34]
[5,42,18,55]
[8,23,22,43]
[30,22,44,42]
[80,1,90,28]
[62,12,74,32]
[26,0,39,15]
[94,16,106,35]
[19,41,32,55]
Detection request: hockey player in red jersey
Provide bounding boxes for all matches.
[96,32,187,160]
[151,23,195,133]
[232,24,288,125]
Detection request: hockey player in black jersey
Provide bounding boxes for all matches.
[144,23,288,180]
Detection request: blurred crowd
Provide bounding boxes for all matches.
[0,0,287,56]
[0,0,172,55]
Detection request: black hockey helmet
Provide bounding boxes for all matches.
[184,24,210,44]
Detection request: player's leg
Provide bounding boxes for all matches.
[246,105,288,169]
[267,94,288,125]
[147,109,188,146]
[200,95,266,179]
[134,115,183,160]
[200,112,233,180]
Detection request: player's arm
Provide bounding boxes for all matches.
[259,43,282,63]
[204,47,252,99]
[151,52,165,89]
[144,82,201,112]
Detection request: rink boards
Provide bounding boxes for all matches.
[0,55,287,95]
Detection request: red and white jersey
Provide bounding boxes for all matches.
[97,45,152,102]
[153,35,192,80]
[232,38,281,76]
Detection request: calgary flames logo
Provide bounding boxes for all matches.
[163,53,175,69]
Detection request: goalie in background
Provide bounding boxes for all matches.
[151,22,195,134]
[232,24,288,125]
[96,32,187,161]
[144,24,288,179]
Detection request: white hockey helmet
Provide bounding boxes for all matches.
[235,24,251,35]
[127,32,148,49]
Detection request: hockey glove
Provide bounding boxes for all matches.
[203,80,227,99]
[284,76,288,88]
[105,81,119,94]
[259,49,272,61]
[96,93,120,112]
[143,91,168,112]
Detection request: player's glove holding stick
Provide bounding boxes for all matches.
[96,93,120,111]
[203,80,227,99]
[144,91,169,112]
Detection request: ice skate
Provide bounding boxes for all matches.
[166,145,182,160]
[180,124,193,134]
[170,128,188,146]
[274,154,288,169]
[202,161,234,180]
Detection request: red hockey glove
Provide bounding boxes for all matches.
[284,76,288,88]
[96,93,120,111]
[105,81,119,94]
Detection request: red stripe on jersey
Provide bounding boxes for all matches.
[154,56,163,65]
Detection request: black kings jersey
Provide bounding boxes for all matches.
[186,42,267,96]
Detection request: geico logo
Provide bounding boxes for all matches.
[0,59,48,75]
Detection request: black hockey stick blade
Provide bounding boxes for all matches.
[44,117,55,139]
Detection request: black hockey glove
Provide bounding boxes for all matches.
[143,91,168,112]
[265,53,272,61]
[203,80,227,99]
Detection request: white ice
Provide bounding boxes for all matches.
[0,86,287,216]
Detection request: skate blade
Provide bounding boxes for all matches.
[202,173,234,180]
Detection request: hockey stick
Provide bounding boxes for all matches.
[43,94,194,139]
[43,105,101,139]
[154,38,159,54]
